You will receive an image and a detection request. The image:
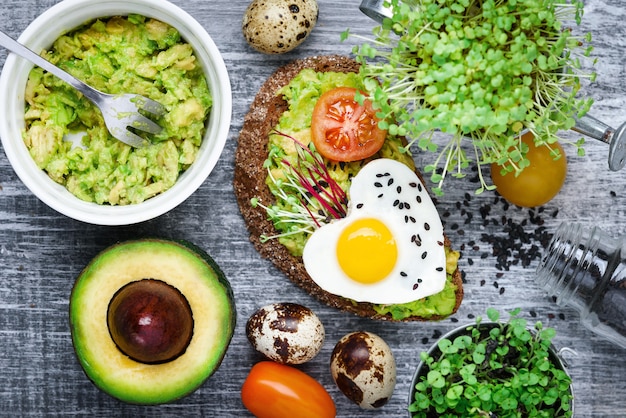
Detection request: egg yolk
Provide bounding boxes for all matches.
[336,218,397,284]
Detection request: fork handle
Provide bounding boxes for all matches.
[0,29,104,104]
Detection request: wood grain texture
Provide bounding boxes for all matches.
[2,0,626,416]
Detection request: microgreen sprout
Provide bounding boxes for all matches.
[344,0,596,194]
[409,308,573,417]
[252,130,348,243]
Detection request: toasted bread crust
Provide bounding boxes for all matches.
[234,55,463,321]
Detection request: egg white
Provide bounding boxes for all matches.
[302,158,447,304]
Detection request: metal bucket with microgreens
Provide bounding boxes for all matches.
[407,319,575,417]
[351,0,626,195]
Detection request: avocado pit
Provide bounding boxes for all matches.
[107,279,194,364]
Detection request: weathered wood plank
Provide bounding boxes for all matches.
[1,0,626,416]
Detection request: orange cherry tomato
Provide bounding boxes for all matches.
[311,87,387,162]
[241,361,336,418]
[491,131,567,207]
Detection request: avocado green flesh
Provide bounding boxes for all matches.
[69,239,235,405]
[264,70,460,320]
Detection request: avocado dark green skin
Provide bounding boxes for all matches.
[69,238,236,405]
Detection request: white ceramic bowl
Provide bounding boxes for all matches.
[0,0,231,225]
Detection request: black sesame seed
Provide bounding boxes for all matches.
[421,251,428,259]
[378,193,383,198]
[388,178,394,186]
[400,271,408,277]
[436,267,444,272]
[499,287,505,295]
[409,216,416,223]
[397,186,402,193]
[374,182,382,187]
[393,199,400,207]
[421,337,429,344]
[356,203,364,209]
[409,182,417,188]
[416,195,422,203]
[413,283,419,290]
[424,223,430,230]
[404,202,411,210]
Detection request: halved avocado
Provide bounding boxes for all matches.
[69,239,236,405]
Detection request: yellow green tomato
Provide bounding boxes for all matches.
[491,132,567,207]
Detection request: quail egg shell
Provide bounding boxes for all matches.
[246,302,325,364]
[242,0,319,54]
[330,331,396,409]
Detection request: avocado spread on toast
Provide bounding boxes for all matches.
[261,69,460,321]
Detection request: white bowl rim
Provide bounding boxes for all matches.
[0,0,232,225]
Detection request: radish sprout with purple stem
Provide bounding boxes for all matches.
[251,130,348,243]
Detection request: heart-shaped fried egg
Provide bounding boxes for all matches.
[302,158,446,304]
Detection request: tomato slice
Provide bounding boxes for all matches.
[241,361,336,418]
[311,87,387,162]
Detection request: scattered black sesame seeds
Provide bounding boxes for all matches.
[439,182,564,323]
[453,195,555,272]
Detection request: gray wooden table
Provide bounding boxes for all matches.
[2,0,626,416]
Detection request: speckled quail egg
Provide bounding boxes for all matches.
[330,331,396,409]
[242,0,319,54]
[246,302,325,364]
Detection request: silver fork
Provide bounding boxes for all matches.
[0,30,166,148]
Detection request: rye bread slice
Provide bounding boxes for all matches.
[233,55,463,321]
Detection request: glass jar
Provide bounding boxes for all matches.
[536,222,626,349]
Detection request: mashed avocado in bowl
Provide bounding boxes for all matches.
[0,0,231,225]
[25,15,211,205]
